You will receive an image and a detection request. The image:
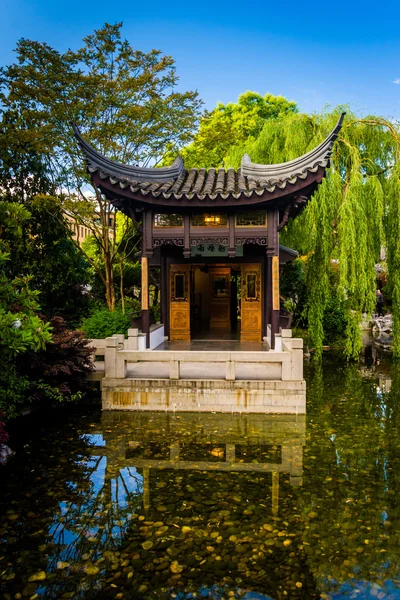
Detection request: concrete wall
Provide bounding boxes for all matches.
[99,332,306,414]
[102,379,306,414]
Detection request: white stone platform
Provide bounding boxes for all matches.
[97,329,306,414]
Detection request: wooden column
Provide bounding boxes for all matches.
[141,256,150,348]
[267,209,280,349]
[141,211,152,349]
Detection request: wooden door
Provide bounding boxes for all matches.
[240,263,262,342]
[170,265,191,341]
[209,268,231,330]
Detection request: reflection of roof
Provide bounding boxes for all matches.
[71,114,344,203]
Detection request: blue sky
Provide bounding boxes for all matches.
[2,0,400,119]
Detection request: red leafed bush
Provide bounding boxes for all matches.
[0,412,9,445]
[22,316,95,400]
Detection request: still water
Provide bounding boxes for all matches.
[1,355,399,599]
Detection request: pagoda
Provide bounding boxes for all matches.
[73,114,344,349]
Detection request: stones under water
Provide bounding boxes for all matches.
[0,354,399,599]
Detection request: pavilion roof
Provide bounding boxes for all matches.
[71,113,344,206]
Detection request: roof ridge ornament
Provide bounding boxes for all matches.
[241,112,345,181]
[70,122,186,182]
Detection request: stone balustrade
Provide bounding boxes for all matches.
[103,334,303,383]
[93,328,305,413]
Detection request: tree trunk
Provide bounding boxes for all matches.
[104,253,115,311]
[120,260,125,314]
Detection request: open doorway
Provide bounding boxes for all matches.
[190,265,240,340]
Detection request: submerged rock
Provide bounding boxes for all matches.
[28,571,47,582]
[0,444,14,466]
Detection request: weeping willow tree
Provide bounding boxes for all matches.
[221,108,400,359]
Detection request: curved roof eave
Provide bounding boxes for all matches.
[70,122,185,182]
[241,113,345,180]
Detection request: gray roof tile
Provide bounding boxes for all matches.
[71,113,344,202]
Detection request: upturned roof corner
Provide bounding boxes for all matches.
[241,112,346,182]
[70,122,186,183]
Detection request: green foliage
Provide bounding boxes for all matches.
[81,217,141,307]
[386,163,400,357]
[0,201,92,418]
[322,300,348,344]
[81,308,131,339]
[230,107,398,359]
[0,361,30,419]
[0,22,203,310]
[280,259,307,326]
[21,316,94,402]
[0,411,8,445]
[167,91,297,169]
[124,297,142,318]
[0,201,52,357]
[3,196,91,326]
[151,303,161,324]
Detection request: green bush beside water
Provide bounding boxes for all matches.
[80,308,131,339]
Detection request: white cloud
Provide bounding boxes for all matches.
[393,79,400,84]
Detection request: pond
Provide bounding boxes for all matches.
[1,354,399,599]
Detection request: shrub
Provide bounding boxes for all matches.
[151,304,161,324]
[280,259,308,327]
[21,316,94,402]
[0,361,30,418]
[323,299,348,344]
[124,297,141,319]
[81,308,131,339]
[0,412,9,445]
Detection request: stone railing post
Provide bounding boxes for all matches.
[169,360,180,380]
[104,336,126,379]
[226,361,235,381]
[281,338,303,381]
[127,328,139,350]
[274,333,282,352]
[290,339,303,380]
[116,334,125,348]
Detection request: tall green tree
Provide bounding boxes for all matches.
[3,195,91,326]
[0,201,52,357]
[171,91,297,169]
[0,22,203,310]
[224,109,399,358]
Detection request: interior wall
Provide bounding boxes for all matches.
[194,270,210,321]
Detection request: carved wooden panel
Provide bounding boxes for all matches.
[170,264,191,341]
[241,263,262,342]
[209,268,231,330]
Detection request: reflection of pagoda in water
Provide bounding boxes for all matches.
[88,412,315,598]
[91,412,305,515]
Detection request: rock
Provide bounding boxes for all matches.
[28,571,46,582]
[142,541,153,550]
[83,565,99,575]
[181,526,191,534]
[170,561,184,574]
[0,444,15,466]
